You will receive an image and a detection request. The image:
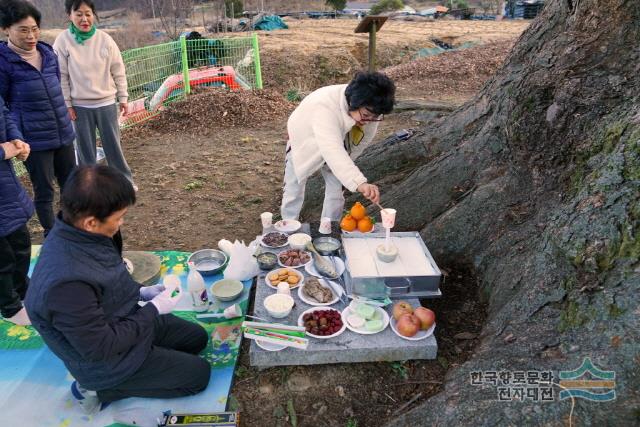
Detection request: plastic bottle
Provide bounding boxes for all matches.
[187,262,208,312]
[162,274,182,297]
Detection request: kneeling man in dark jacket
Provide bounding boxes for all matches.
[25,165,210,413]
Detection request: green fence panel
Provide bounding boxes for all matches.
[120,34,262,129]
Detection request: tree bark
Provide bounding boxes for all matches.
[303,0,639,424]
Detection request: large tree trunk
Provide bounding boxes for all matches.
[304,0,639,424]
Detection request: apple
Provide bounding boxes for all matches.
[413,307,435,330]
[396,314,420,337]
[392,301,413,321]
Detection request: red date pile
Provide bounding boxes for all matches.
[303,309,343,336]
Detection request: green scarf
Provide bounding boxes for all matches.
[69,23,96,45]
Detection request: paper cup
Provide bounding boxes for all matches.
[260,212,273,228]
[223,303,242,319]
[277,281,291,296]
[319,217,332,234]
[380,208,397,229]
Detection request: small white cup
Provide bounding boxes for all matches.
[260,212,273,228]
[277,281,291,296]
[223,303,242,319]
[380,208,397,229]
[319,217,332,234]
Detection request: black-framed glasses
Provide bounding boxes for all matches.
[359,107,384,122]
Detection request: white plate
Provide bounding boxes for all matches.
[297,279,339,306]
[341,224,376,234]
[265,267,304,290]
[298,307,346,339]
[277,250,312,269]
[389,317,436,341]
[260,232,289,248]
[255,339,287,352]
[274,219,301,233]
[342,305,389,335]
[304,256,345,278]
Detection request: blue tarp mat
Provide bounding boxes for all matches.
[253,15,289,31]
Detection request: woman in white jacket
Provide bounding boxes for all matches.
[281,71,395,221]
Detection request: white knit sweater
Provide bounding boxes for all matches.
[287,84,379,192]
[53,29,128,107]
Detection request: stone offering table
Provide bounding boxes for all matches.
[248,224,437,368]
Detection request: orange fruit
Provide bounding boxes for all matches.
[357,216,374,233]
[350,202,366,220]
[340,214,357,232]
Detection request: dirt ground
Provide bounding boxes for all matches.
[25,19,529,427]
[118,102,425,250]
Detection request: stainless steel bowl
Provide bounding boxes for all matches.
[312,236,342,256]
[187,249,228,276]
[256,252,278,270]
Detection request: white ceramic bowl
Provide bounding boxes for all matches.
[263,293,295,318]
[210,278,244,302]
[288,233,312,250]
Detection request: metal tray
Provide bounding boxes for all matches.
[340,231,442,299]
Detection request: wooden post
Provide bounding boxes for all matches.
[354,16,387,73]
[368,22,377,71]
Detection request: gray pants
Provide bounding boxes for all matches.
[74,104,133,182]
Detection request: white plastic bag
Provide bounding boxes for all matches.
[222,238,261,281]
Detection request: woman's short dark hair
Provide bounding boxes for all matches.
[62,165,135,224]
[345,71,395,116]
[65,0,97,16]
[0,0,41,28]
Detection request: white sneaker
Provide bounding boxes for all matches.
[71,381,107,414]
[5,307,31,325]
[132,184,139,192]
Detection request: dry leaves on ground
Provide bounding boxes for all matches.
[384,41,515,97]
[130,88,295,138]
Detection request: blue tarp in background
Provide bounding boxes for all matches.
[253,15,289,31]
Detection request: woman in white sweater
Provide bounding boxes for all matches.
[54,0,134,188]
[281,71,395,221]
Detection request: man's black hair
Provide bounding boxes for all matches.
[345,71,395,116]
[0,0,41,28]
[65,0,97,16]
[61,165,135,224]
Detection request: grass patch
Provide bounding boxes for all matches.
[390,361,409,379]
[184,180,204,190]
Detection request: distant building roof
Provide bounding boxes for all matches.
[435,5,449,12]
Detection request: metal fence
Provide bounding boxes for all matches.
[12,34,262,176]
[120,33,262,128]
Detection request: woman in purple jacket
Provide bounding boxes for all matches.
[0,0,75,237]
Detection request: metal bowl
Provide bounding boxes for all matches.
[256,252,278,270]
[312,236,342,256]
[187,249,228,276]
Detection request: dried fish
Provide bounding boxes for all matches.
[305,242,338,278]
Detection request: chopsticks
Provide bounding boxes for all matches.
[372,201,388,213]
